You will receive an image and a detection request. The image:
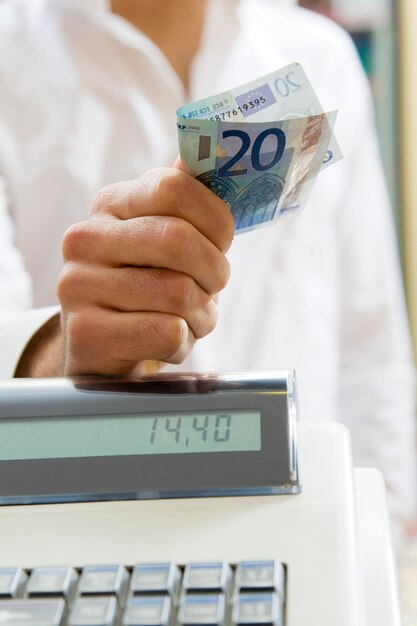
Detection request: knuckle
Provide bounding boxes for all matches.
[154,167,185,204]
[57,265,98,308]
[61,221,92,261]
[56,264,84,305]
[213,256,231,293]
[221,210,235,251]
[168,273,195,311]
[163,274,217,339]
[66,310,95,352]
[202,297,219,334]
[160,316,189,361]
[91,183,121,216]
[194,297,218,338]
[161,218,195,261]
[202,194,234,252]
[221,257,232,289]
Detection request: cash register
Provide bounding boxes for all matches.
[0,371,401,626]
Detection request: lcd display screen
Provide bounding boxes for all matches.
[0,410,261,461]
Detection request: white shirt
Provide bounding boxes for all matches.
[0,0,415,539]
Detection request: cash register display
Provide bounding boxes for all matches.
[0,410,261,461]
[0,372,299,504]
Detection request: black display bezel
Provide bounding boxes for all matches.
[0,374,300,504]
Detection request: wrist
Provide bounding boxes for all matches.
[15,313,64,378]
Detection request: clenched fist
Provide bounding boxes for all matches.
[56,167,234,376]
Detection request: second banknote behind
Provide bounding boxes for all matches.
[177,63,340,234]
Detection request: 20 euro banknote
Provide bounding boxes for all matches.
[177,63,341,233]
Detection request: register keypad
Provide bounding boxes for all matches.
[0,561,286,626]
[0,567,27,598]
[79,566,129,600]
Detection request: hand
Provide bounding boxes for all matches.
[56,167,234,376]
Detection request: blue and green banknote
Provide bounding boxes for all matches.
[177,63,340,233]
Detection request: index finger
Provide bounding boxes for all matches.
[91,168,235,253]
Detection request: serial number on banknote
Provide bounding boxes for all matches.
[209,96,267,121]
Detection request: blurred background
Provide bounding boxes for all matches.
[300,0,417,369]
[298,2,417,622]
[300,0,398,219]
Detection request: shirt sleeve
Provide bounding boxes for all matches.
[0,305,60,379]
[0,174,32,316]
[0,173,58,379]
[335,40,417,542]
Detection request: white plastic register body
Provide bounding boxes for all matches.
[0,374,402,626]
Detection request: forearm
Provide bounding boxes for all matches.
[15,313,64,377]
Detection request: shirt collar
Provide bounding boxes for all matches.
[40,0,296,18]
[42,0,110,15]
[64,0,110,12]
